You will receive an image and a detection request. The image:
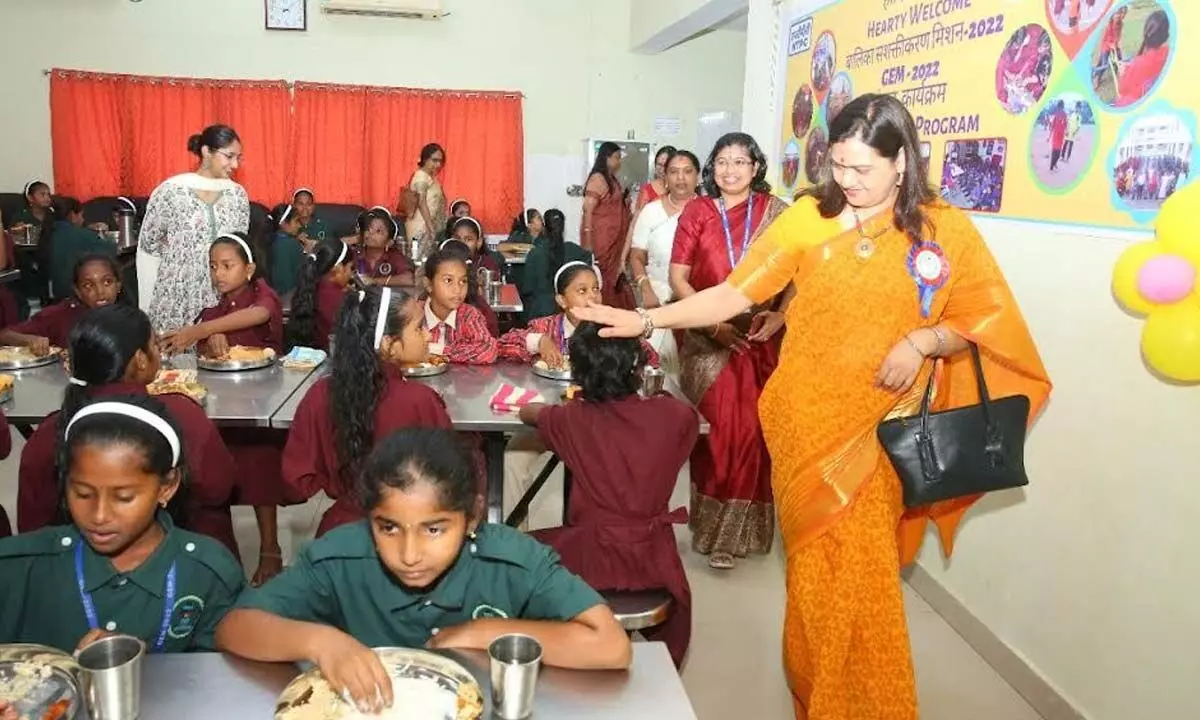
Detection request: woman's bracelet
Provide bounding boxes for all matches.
[635,307,655,339]
[931,326,946,356]
[634,275,649,286]
[903,334,926,357]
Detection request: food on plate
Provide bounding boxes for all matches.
[274,669,482,720]
[562,384,582,401]
[0,375,13,394]
[204,346,276,363]
[147,369,207,403]
[42,698,71,720]
[402,354,447,370]
[0,661,53,709]
[534,355,571,372]
[0,346,60,363]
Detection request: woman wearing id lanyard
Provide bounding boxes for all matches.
[578,96,1050,719]
[666,133,788,571]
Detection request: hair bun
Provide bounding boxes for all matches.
[187,134,203,156]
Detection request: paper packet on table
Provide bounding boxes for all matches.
[281,346,327,369]
[489,383,545,414]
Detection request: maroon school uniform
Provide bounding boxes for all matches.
[498,313,661,367]
[282,365,453,536]
[10,299,89,348]
[0,408,10,538]
[16,384,239,557]
[197,278,284,353]
[197,278,286,507]
[530,394,699,667]
[355,246,413,284]
[0,234,17,331]
[313,279,348,350]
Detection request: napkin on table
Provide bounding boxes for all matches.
[489,383,545,414]
[281,346,327,369]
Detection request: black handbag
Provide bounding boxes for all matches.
[877,343,1032,508]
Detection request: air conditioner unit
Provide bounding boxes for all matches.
[321,0,445,20]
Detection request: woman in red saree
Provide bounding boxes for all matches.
[582,142,636,309]
[670,133,788,569]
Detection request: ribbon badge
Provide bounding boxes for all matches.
[907,241,949,318]
[378,262,393,277]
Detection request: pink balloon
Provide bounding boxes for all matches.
[1137,255,1197,304]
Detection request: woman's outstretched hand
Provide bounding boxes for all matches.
[573,302,645,338]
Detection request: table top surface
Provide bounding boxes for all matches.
[124,643,695,720]
[2,361,319,427]
[0,268,20,284]
[271,362,707,433]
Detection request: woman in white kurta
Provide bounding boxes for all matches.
[137,125,250,335]
[629,150,700,371]
[405,143,448,259]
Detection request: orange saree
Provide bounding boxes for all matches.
[728,197,1051,719]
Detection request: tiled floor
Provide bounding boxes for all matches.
[0,432,1043,720]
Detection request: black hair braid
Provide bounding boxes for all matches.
[329,289,386,493]
[543,209,567,289]
[287,238,345,348]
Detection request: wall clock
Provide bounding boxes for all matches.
[266,0,307,31]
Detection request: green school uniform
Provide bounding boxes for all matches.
[521,241,593,321]
[237,522,604,648]
[301,216,331,242]
[7,207,46,229]
[0,514,245,654]
[271,230,306,295]
[49,220,117,300]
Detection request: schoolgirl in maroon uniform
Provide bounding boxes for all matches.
[17,305,238,556]
[286,237,356,351]
[0,254,124,353]
[355,208,413,288]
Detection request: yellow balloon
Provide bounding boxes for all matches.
[1156,180,1200,265]
[1112,241,1165,316]
[1142,302,1200,383]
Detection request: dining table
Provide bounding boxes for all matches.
[103,642,696,719]
[490,282,523,314]
[271,363,707,524]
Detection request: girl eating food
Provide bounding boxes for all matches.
[0,395,245,654]
[217,427,630,713]
[421,248,499,364]
[17,305,239,557]
[286,237,356,351]
[517,321,698,667]
[283,286,454,536]
[356,208,413,288]
[0,254,124,355]
[159,231,286,587]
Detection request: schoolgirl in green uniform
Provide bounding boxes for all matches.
[217,427,630,713]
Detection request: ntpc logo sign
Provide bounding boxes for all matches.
[788,17,813,56]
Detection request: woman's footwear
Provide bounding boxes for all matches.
[708,552,736,570]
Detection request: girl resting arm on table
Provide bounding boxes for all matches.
[216,428,630,714]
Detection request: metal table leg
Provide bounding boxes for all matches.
[484,432,506,524]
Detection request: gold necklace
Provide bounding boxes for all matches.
[851,208,888,261]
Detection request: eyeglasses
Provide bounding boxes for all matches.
[714,158,754,170]
[216,150,243,163]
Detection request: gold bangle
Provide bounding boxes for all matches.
[903,334,926,357]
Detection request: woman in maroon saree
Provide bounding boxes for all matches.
[582,142,636,310]
[670,133,788,569]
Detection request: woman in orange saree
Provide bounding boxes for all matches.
[582,142,636,310]
[671,133,788,569]
[578,94,1051,719]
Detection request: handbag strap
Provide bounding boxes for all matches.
[917,341,1002,445]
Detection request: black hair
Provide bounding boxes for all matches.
[423,248,470,283]
[654,145,678,167]
[72,253,128,305]
[668,150,702,174]
[702,132,772,197]
[61,305,154,443]
[59,198,83,216]
[555,262,598,295]
[449,199,470,215]
[589,142,622,194]
[509,209,541,236]
[436,240,481,304]
[256,203,298,281]
[419,143,446,168]
[292,188,315,202]
[1140,10,1169,54]
[568,321,646,402]
[359,208,398,244]
[330,285,420,491]
[23,181,50,207]
[59,393,190,526]
[451,217,483,244]
[359,428,477,517]
[187,124,240,158]
[211,231,266,283]
[289,237,352,348]
[543,208,567,290]
[799,93,936,245]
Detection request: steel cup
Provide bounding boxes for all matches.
[77,634,145,720]
[641,366,666,396]
[488,633,542,719]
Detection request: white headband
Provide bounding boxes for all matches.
[335,240,349,266]
[23,181,40,197]
[66,402,181,466]
[216,233,254,265]
[553,261,602,291]
[292,187,313,199]
[368,207,400,239]
[450,198,469,211]
[456,216,483,238]
[117,196,136,212]
[373,287,392,350]
[439,239,454,251]
[278,205,293,225]
[525,208,538,223]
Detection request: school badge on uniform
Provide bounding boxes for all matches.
[167,595,205,639]
[379,262,393,277]
[471,604,509,620]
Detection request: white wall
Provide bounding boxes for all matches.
[747,1,1199,718]
[0,0,746,239]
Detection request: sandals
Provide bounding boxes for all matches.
[708,552,736,570]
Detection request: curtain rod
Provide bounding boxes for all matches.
[42,69,525,97]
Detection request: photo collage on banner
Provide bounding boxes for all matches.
[776,0,1194,229]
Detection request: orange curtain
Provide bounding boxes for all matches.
[296,83,523,232]
[50,70,291,204]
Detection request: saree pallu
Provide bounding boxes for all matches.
[729,197,1051,719]
[675,193,789,557]
[587,182,636,310]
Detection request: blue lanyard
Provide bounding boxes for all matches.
[557,315,568,355]
[75,542,177,653]
[717,194,754,269]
